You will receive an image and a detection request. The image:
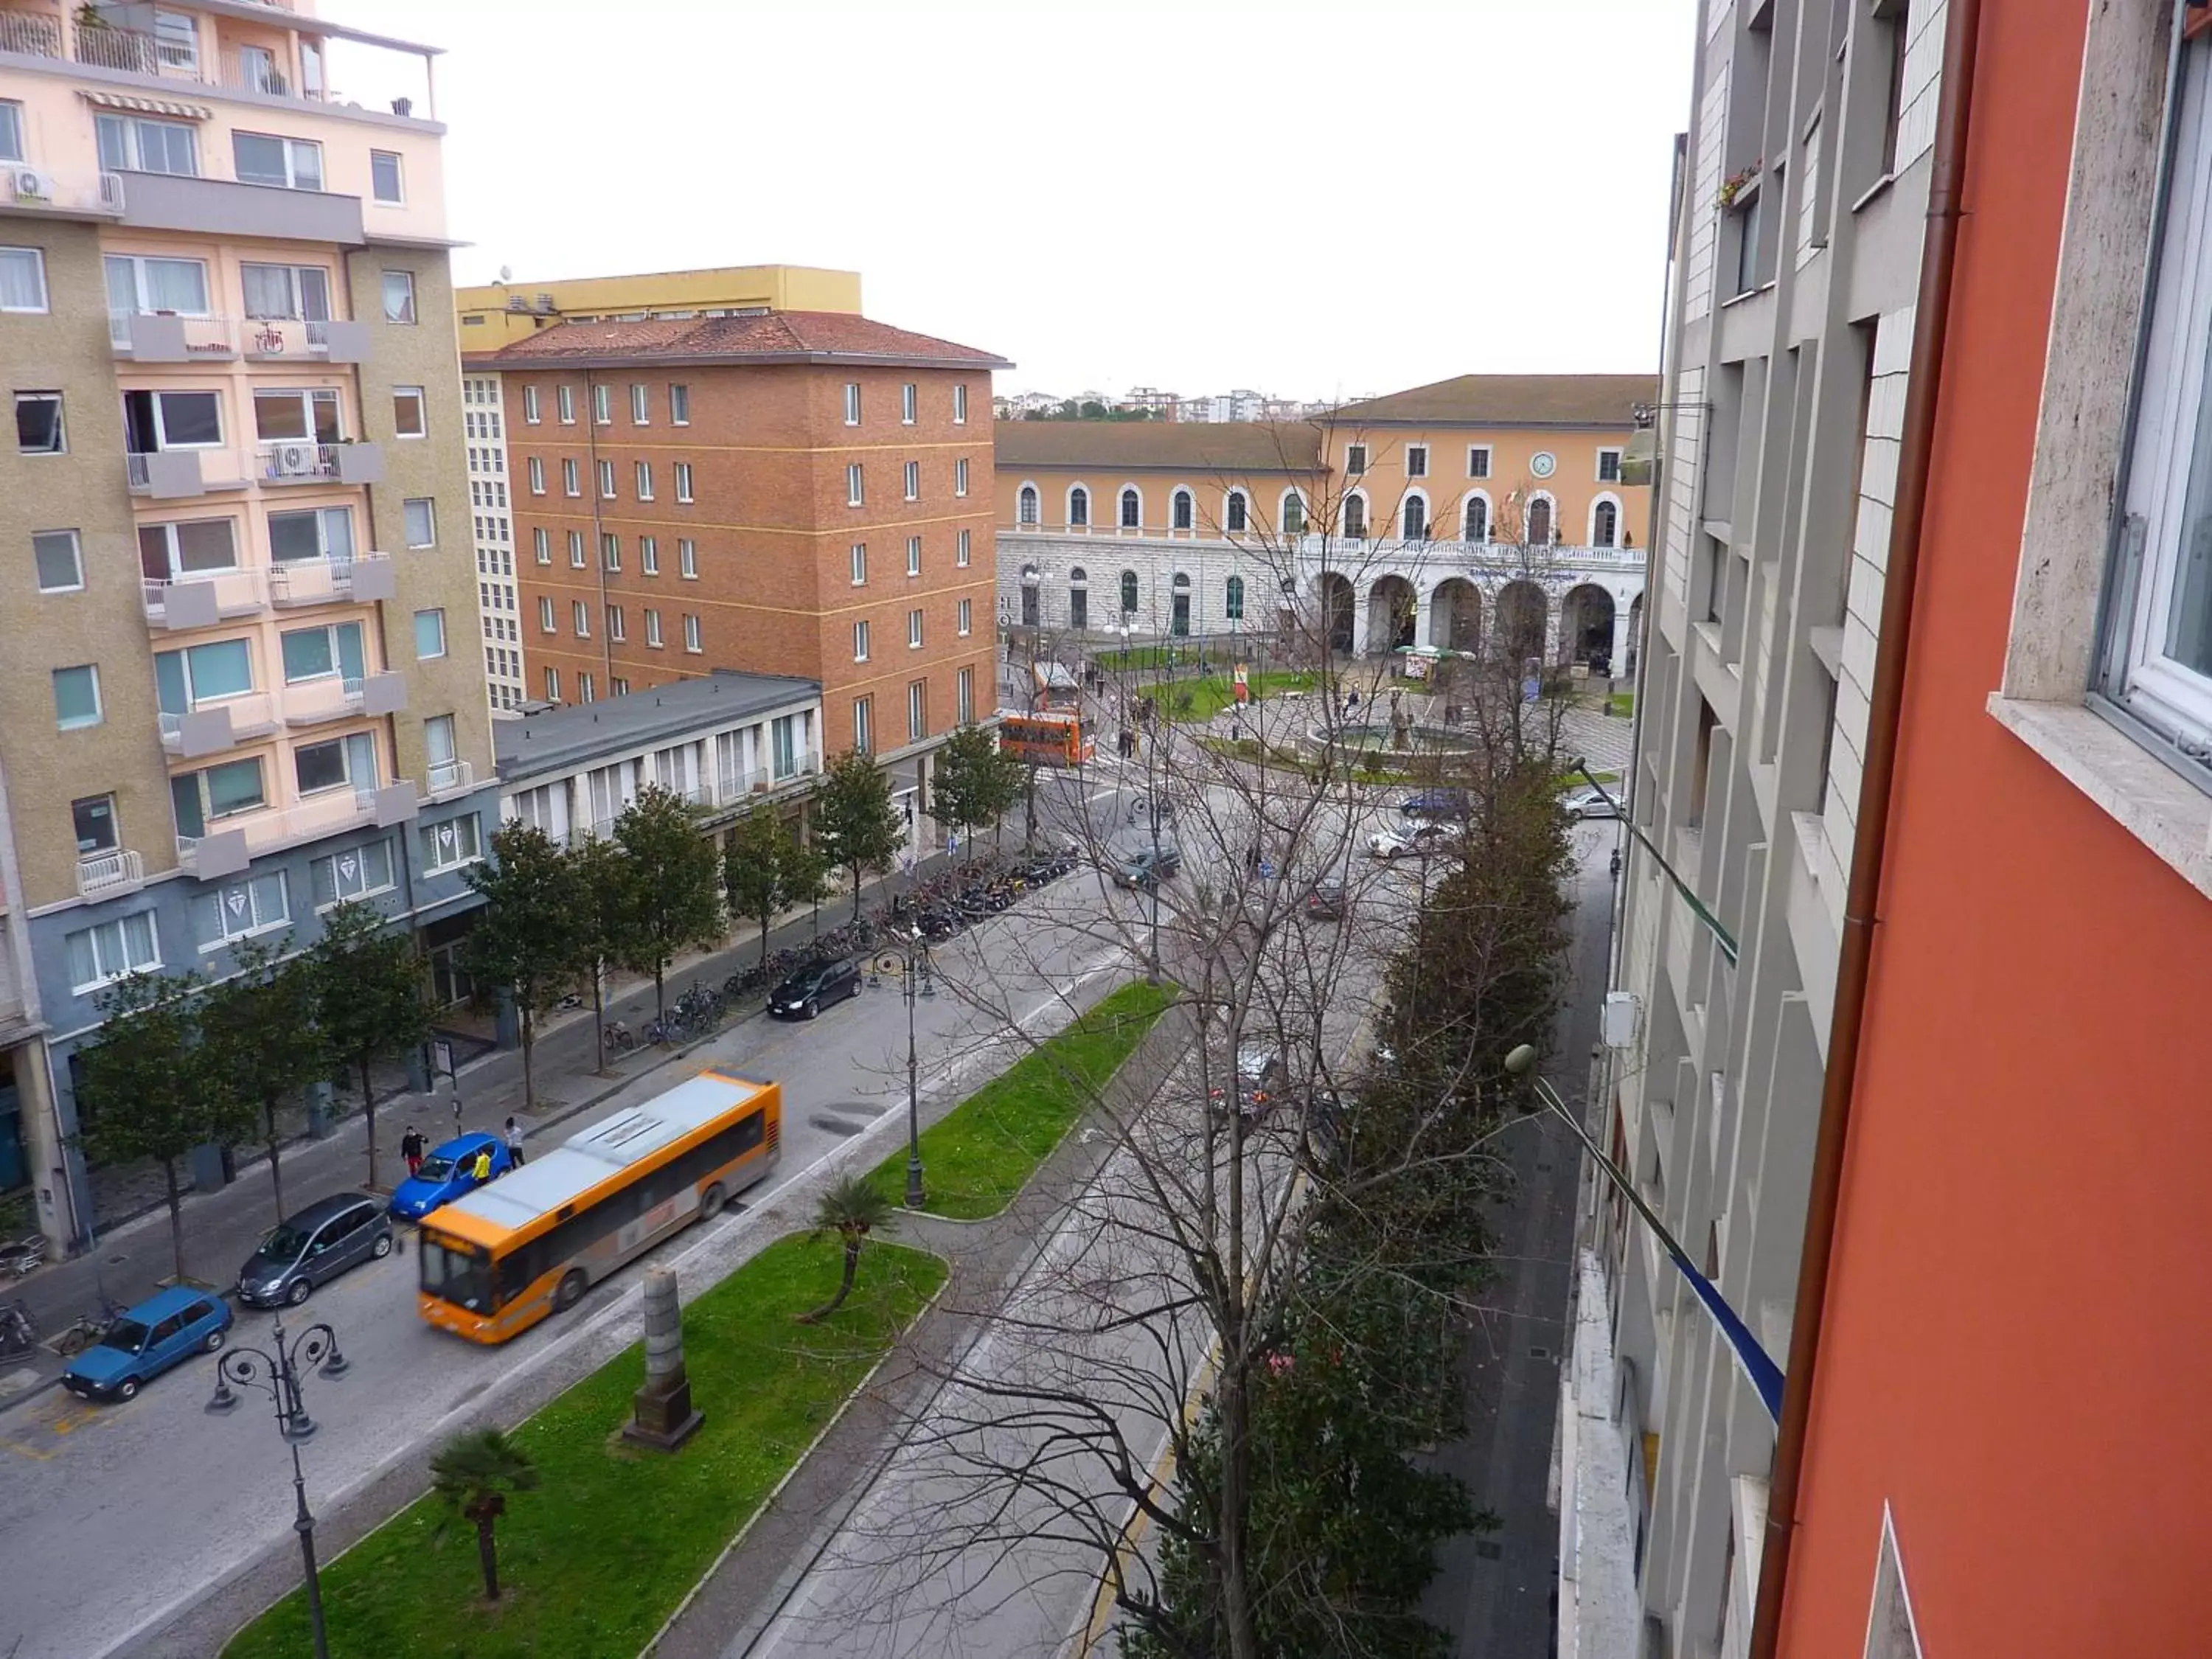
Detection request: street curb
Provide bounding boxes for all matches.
[636,1265,954,1658]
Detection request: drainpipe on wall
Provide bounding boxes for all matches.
[1747,0,1983,1651]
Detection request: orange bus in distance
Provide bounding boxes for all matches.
[417,1068,780,1343]
[998,711,1093,768]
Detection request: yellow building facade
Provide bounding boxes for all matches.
[456,264,863,349]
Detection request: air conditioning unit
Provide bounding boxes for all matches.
[12,168,55,203]
[268,441,320,478]
[1601,991,1640,1049]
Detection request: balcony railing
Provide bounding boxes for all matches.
[253,439,382,486]
[160,691,279,756]
[142,567,266,628]
[127,448,253,497]
[0,10,60,55]
[282,675,366,727]
[2,161,125,218]
[241,316,369,363]
[175,787,377,879]
[268,552,393,608]
[426,757,474,799]
[76,848,145,900]
[109,310,237,360]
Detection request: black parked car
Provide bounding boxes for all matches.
[769,957,863,1019]
[1115,843,1184,888]
[1304,879,1349,922]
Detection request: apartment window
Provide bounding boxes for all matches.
[562,457,581,497]
[602,532,621,571]
[1169,489,1193,532]
[1018,485,1039,525]
[380,271,417,324]
[635,459,655,501]
[124,389,222,453]
[1593,499,1620,548]
[903,460,920,501]
[1120,568,1139,613]
[844,382,862,425]
[1344,494,1368,538]
[1464,496,1490,540]
[403,498,436,548]
[94,114,196,175]
[906,679,928,742]
[544,666,559,700]
[34,529,83,591]
[956,456,970,497]
[557,384,575,424]
[611,677,629,696]
[683,613,701,653]
[369,149,404,204]
[141,518,238,579]
[901,382,918,425]
[414,608,447,658]
[171,757,266,841]
[311,838,395,907]
[1403,495,1428,539]
[645,608,664,647]
[538,596,555,631]
[1225,490,1248,532]
[0,246,48,313]
[528,456,546,494]
[953,383,968,424]
[956,528,971,567]
[641,535,659,574]
[597,459,616,499]
[65,913,159,992]
[1346,443,1368,475]
[1405,444,1429,478]
[1470,445,1493,481]
[105,253,210,320]
[253,387,341,445]
[1281,493,1305,536]
[524,386,541,423]
[190,870,289,952]
[1070,486,1090,526]
[958,597,972,636]
[854,619,871,661]
[906,535,922,577]
[233,131,322,191]
[53,664,100,729]
[674,462,693,502]
[1121,488,1141,529]
[852,543,868,585]
[1598,447,1624,482]
[15,392,63,454]
[630,383,649,425]
[956,666,974,725]
[568,529,586,567]
[420,813,482,874]
[669,383,690,425]
[679,538,698,578]
[241,262,331,322]
[533,526,551,564]
[392,386,427,439]
[572,600,591,637]
[592,383,611,425]
[608,604,627,642]
[1225,575,1245,621]
[0,100,21,164]
[847,464,865,507]
[908,608,924,649]
[853,696,873,753]
[279,620,364,684]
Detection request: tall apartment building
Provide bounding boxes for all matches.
[469,298,1009,832]
[0,0,495,1249]
[1558,0,1952,1652]
[462,371,522,714]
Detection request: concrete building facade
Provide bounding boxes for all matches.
[0,0,495,1248]
[462,370,521,714]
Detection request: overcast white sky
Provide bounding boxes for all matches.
[358,0,1698,403]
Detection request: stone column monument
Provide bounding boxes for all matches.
[622,1266,703,1451]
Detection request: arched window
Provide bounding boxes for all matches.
[1172,571,1191,588]
[1069,486,1090,527]
[1225,574,1245,620]
[1225,490,1248,533]
[1068,567,1088,629]
[1526,495,1552,544]
[1281,492,1304,536]
[1402,495,1427,540]
[1593,499,1618,548]
[1018,484,1038,525]
[1170,571,1192,636]
[1068,566,1088,585]
[1172,488,1194,531]
[1020,563,1038,582]
[1464,497,1489,541]
[1120,569,1139,613]
[1120,487,1141,529]
[1344,494,1368,538]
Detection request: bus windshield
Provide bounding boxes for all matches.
[419,1234,493,1314]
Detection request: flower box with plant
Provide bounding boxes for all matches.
[1718,159,1764,210]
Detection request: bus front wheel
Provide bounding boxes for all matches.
[554,1270,588,1312]
[701,1183,727,1220]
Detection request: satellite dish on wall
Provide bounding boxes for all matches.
[498,265,512,285]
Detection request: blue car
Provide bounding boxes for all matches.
[388,1131,512,1222]
[60,1286,232,1403]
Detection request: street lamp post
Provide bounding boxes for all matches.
[877,928,935,1208]
[206,1315,350,1659]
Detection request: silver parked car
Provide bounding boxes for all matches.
[1562,787,1623,824]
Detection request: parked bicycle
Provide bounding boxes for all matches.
[603,1020,639,1055]
[0,1298,36,1358]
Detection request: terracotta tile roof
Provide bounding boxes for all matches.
[992,421,1323,473]
[1333,373,1657,427]
[483,311,1011,371]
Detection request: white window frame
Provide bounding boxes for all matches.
[957,528,972,567]
[854,619,871,661]
[534,526,552,564]
[630,383,650,425]
[957,665,973,724]
[568,529,586,568]
[1468,445,1493,479]
[683,613,702,653]
[369,149,404,204]
[852,543,868,585]
[1405,443,1429,478]
[953,383,968,424]
[311,838,396,909]
[572,599,590,637]
[646,608,664,648]
[529,456,546,494]
[233,130,323,191]
[557,384,576,424]
[902,382,917,424]
[635,459,655,501]
[602,532,622,572]
[597,458,616,499]
[1346,442,1368,476]
[392,385,427,439]
[524,385,541,423]
[0,246,49,313]
[1224,489,1248,533]
[679,538,698,578]
[1597,446,1624,482]
[592,383,611,425]
[608,603,627,642]
[53,664,102,730]
[191,870,290,953]
[403,497,436,549]
[669,383,690,425]
[641,535,659,574]
[908,608,924,649]
[34,528,84,592]
[906,535,922,577]
[380,269,416,324]
[956,456,970,497]
[420,813,483,874]
[844,382,862,425]
[675,462,693,503]
[16,389,64,455]
[66,912,161,992]
[414,607,446,659]
[0,100,24,165]
[539,596,556,633]
[847,463,865,507]
[958,597,972,636]
[563,456,581,496]
[904,459,920,501]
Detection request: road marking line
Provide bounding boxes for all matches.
[3,1436,54,1461]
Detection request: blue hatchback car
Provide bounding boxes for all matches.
[388,1131,512,1222]
[60,1286,232,1403]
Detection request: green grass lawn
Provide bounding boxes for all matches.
[1607,692,1635,717]
[1164,670,1315,724]
[870,979,1176,1219]
[222,1234,946,1659]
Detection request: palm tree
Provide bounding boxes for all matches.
[430,1427,539,1601]
[799,1174,895,1324]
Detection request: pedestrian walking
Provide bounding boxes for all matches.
[504,1116,526,1168]
[473,1145,493,1183]
[401,1126,425,1179]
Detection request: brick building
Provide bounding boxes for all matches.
[471,310,1009,826]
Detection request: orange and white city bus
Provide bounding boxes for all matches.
[417,1068,781,1343]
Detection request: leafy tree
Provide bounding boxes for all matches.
[430,1428,539,1602]
[568,832,635,1073]
[721,810,824,970]
[799,1172,894,1324]
[74,971,253,1282]
[928,724,1024,858]
[612,784,724,1021]
[203,936,326,1223]
[461,823,588,1110]
[310,900,428,1192]
[813,749,902,922]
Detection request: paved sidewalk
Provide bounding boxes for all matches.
[646,1002,1198,1659]
[0,844,1005,1416]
